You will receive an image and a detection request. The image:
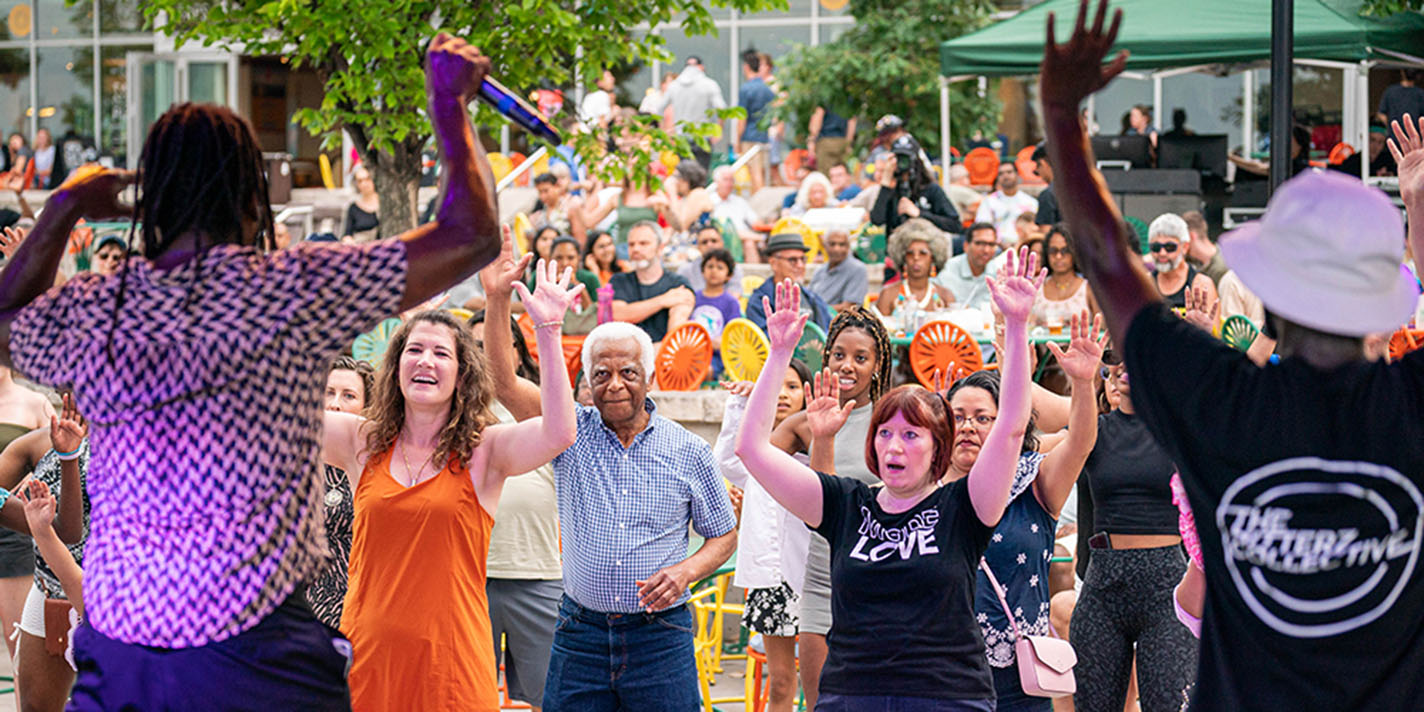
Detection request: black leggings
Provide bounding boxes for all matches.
[1070,545,1197,712]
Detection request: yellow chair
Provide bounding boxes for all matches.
[318,153,336,190]
[488,152,513,183]
[722,318,770,382]
[691,575,747,712]
[511,213,534,255]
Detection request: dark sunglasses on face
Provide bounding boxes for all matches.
[1046,247,1072,256]
[1149,241,1180,254]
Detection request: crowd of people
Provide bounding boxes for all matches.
[0,3,1419,711]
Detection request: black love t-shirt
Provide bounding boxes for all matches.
[1124,302,1424,710]
[812,472,995,700]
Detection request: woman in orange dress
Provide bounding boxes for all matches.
[322,258,582,711]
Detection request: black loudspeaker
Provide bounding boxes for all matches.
[1100,169,1202,195]
[1122,194,1203,222]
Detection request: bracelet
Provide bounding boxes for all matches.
[55,446,81,461]
[534,320,563,330]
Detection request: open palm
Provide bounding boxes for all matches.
[479,224,533,300]
[988,246,1045,323]
[1040,0,1128,110]
[1389,114,1424,208]
[514,258,586,326]
[1047,311,1108,382]
[805,368,853,439]
[49,393,86,455]
[763,279,808,354]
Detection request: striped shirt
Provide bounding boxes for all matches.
[11,240,407,647]
[553,400,736,613]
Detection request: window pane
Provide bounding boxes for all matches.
[818,0,850,16]
[36,46,93,143]
[100,45,148,165]
[35,0,92,39]
[819,21,852,45]
[737,24,810,69]
[1,1,34,40]
[188,61,228,106]
[99,0,144,33]
[739,0,811,20]
[0,50,28,138]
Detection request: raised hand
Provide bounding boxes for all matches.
[1389,113,1424,209]
[1047,311,1108,382]
[425,33,491,105]
[479,224,533,300]
[20,479,56,535]
[1181,286,1219,333]
[762,279,809,355]
[0,226,24,259]
[986,246,1046,325]
[806,368,854,439]
[49,393,86,456]
[54,165,134,221]
[722,380,756,398]
[513,257,587,327]
[1040,0,1128,111]
[930,365,971,396]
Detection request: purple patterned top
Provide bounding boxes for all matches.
[10,240,408,648]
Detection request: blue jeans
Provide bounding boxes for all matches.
[543,595,700,712]
[816,693,996,711]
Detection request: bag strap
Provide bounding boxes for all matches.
[978,558,1063,643]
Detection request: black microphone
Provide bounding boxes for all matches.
[476,76,561,145]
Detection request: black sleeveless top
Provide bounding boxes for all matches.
[1161,265,1199,310]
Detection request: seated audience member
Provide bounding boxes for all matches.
[808,229,868,311]
[531,171,580,238]
[543,236,602,335]
[90,234,129,277]
[30,129,67,190]
[827,163,861,202]
[584,229,629,285]
[847,163,882,212]
[693,248,742,375]
[745,232,832,332]
[945,164,982,219]
[1229,124,1312,179]
[933,222,1005,311]
[1032,225,1098,328]
[785,171,835,218]
[1330,123,1397,179]
[1182,210,1227,286]
[1014,211,1037,245]
[875,218,956,316]
[975,163,1038,246]
[1147,213,1217,310]
[1032,143,1060,231]
[343,165,381,241]
[610,221,695,343]
[677,223,745,296]
[666,160,716,236]
[711,165,763,263]
[871,136,959,235]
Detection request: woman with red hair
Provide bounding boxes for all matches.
[735,247,1042,710]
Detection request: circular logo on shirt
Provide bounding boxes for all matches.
[691,305,726,338]
[1216,457,1424,638]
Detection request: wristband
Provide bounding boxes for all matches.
[535,320,563,330]
[55,446,81,461]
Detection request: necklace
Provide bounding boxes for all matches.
[398,432,435,488]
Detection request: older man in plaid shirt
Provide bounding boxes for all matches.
[543,321,737,712]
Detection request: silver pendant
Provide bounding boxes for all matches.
[324,489,344,508]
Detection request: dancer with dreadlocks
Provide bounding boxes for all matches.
[0,34,499,708]
[763,304,892,711]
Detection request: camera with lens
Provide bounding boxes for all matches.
[890,135,921,181]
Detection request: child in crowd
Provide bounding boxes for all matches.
[693,248,743,377]
[20,479,83,670]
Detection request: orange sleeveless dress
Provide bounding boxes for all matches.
[340,449,498,712]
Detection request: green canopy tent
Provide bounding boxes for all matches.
[933,0,1424,182]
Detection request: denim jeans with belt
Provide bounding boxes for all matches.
[816,693,997,711]
[542,594,700,712]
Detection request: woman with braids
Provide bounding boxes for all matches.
[0,35,501,707]
[736,247,1037,710]
[323,259,581,711]
[762,303,892,711]
[305,356,375,629]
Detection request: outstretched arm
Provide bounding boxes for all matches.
[480,225,542,419]
[1388,114,1424,265]
[49,393,86,544]
[735,281,827,527]
[397,34,501,310]
[968,247,1042,526]
[1040,0,1159,346]
[1035,310,1106,518]
[20,479,83,614]
[483,259,583,479]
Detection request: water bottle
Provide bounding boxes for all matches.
[597,283,614,324]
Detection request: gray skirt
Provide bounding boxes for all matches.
[799,533,834,635]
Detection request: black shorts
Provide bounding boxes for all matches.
[67,592,352,711]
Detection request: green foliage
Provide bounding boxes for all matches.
[568,108,745,191]
[140,0,784,232]
[1361,0,1423,13]
[773,0,999,157]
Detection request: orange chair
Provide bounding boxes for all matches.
[655,323,713,391]
[1015,145,1044,186]
[963,147,1000,187]
[1328,142,1356,166]
[1389,328,1424,362]
[963,199,982,229]
[908,320,985,388]
[781,148,809,182]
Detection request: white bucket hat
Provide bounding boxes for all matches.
[1219,170,1419,337]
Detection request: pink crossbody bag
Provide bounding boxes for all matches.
[979,559,1077,698]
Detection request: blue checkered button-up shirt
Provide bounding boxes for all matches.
[554,400,737,613]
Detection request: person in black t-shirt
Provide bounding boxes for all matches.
[1042,3,1424,709]
[734,249,1040,710]
[609,221,694,344]
[1031,143,1060,233]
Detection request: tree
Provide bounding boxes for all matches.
[772,0,999,159]
[142,0,781,238]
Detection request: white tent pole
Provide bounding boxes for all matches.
[1342,64,1358,168]
[1243,70,1256,158]
[941,76,952,188]
[1153,73,1164,131]
[1360,61,1372,180]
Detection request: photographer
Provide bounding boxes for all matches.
[870,135,959,235]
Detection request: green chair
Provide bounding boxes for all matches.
[1221,315,1260,352]
[855,226,887,264]
[1124,216,1149,254]
[796,322,827,373]
[716,217,744,264]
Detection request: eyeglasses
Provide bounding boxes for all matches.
[953,413,996,429]
[1149,241,1180,254]
[773,255,807,265]
[1046,247,1072,256]
[1100,366,1127,380]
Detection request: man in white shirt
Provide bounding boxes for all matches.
[975,163,1038,246]
[579,70,617,127]
[710,165,763,262]
[933,222,1006,311]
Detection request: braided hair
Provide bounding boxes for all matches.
[823,305,893,402]
[108,103,274,360]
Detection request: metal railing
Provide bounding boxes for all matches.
[496,146,550,193]
[275,205,314,239]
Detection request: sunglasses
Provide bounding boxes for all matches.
[1149,241,1180,254]
[1046,247,1072,257]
